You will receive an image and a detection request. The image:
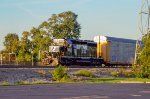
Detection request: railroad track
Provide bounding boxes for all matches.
[0,65,132,69]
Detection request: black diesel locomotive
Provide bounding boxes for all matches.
[44,39,104,66]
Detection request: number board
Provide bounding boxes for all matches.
[49,46,60,52]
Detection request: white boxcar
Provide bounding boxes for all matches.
[94,36,136,64]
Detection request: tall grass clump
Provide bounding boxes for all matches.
[75,70,94,77]
[0,81,10,86]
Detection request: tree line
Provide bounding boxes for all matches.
[0,11,81,62]
[1,10,150,78]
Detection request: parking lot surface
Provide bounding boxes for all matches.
[0,84,150,99]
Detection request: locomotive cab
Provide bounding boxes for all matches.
[47,39,68,66]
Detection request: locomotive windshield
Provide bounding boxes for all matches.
[53,39,67,46]
[49,39,68,53]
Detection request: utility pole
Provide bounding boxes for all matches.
[31,44,34,66]
[9,53,11,64]
[134,39,141,65]
[32,51,33,66]
[0,54,2,65]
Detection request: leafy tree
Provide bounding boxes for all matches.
[3,33,19,53]
[30,27,52,61]
[137,34,150,78]
[133,33,150,78]
[20,31,31,52]
[40,11,81,39]
[17,31,32,62]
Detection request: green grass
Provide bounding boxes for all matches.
[80,78,150,83]
[16,80,53,85]
[1,78,150,86]
[121,78,150,82]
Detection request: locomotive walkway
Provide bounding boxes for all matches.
[0,84,150,99]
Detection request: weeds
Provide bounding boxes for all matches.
[0,81,10,86]
[16,81,30,85]
[75,70,94,77]
[111,71,119,77]
[31,79,50,84]
[110,68,134,77]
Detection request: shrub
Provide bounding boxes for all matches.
[75,70,94,77]
[51,65,69,81]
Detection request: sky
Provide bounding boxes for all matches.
[0,0,142,50]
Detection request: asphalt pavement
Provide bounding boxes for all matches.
[0,84,150,99]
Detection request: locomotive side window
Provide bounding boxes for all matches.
[80,44,87,57]
[65,45,72,56]
[87,43,97,58]
[73,44,77,57]
[91,46,96,58]
[75,44,88,57]
[76,44,81,57]
[63,39,97,58]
